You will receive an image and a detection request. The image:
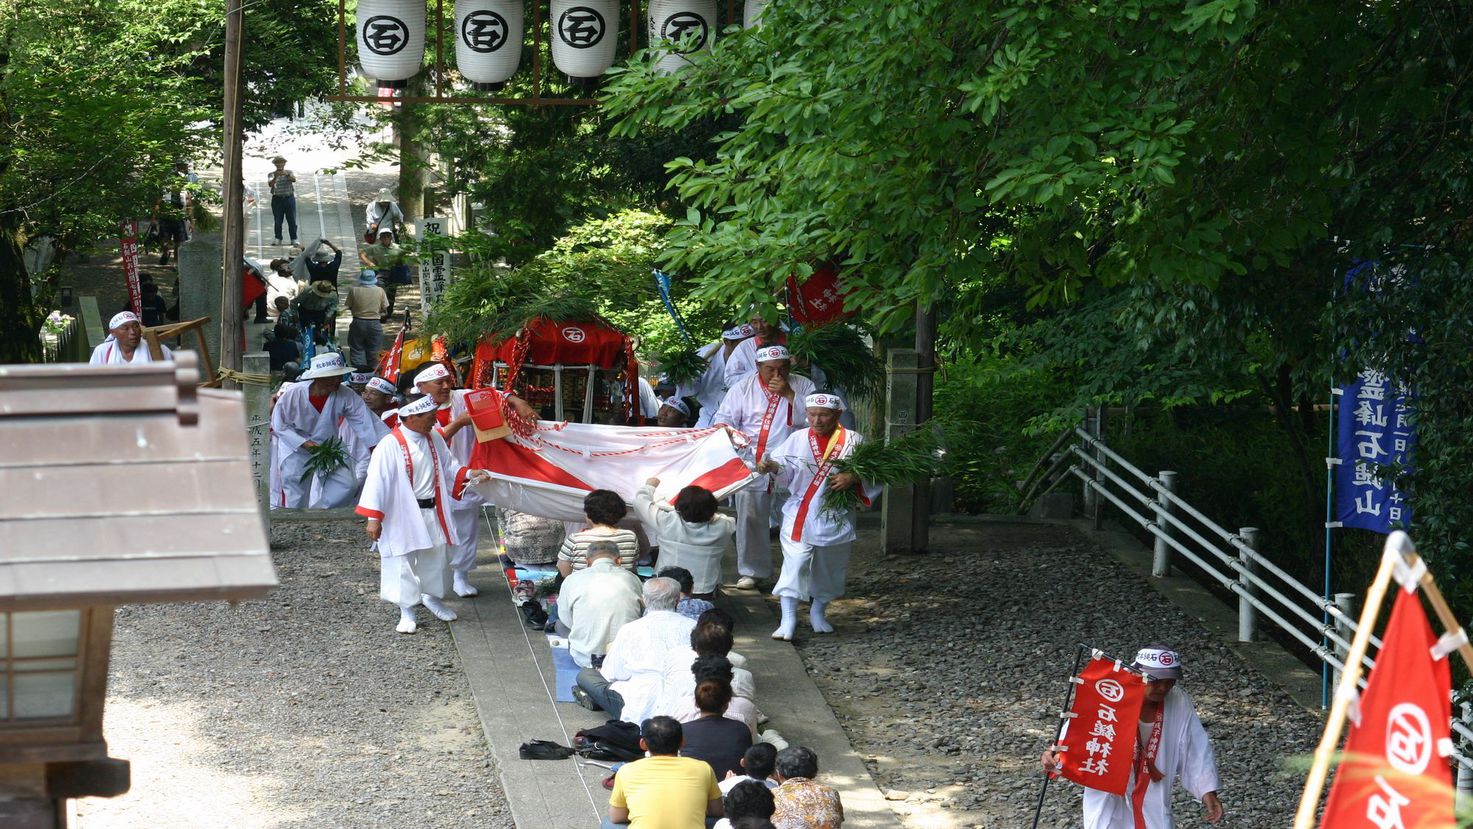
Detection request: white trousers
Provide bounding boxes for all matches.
[733,488,774,579]
[773,534,852,602]
[279,449,359,509]
[447,500,482,573]
[380,509,450,605]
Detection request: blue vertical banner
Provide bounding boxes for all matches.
[1334,368,1415,532]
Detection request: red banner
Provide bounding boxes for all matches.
[377,326,407,384]
[120,220,142,317]
[1320,587,1454,828]
[787,262,854,325]
[1056,657,1147,796]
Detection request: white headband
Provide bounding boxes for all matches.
[109,311,141,330]
[398,395,438,417]
[661,396,691,417]
[1131,648,1183,678]
[722,323,755,340]
[754,345,790,363]
[804,393,845,411]
[366,377,397,396]
[415,363,451,385]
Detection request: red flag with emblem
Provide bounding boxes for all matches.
[376,315,409,384]
[1319,586,1454,828]
[1055,657,1148,796]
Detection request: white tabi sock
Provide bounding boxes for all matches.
[396,605,418,634]
[810,600,834,634]
[453,569,479,597]
[772,596,799,641]
[422,594,458,622]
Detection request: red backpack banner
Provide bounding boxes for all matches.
[1319,587,1454,828]
[1056,657,1148,796]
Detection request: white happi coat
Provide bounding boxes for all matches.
[356,427,469,557]
[1081,687,1219,829]
[676,341,731,428]
[721,337,764,389]
[89,339,173,364]
[432,388,488,572]
[711,372,816,464]
[271,382,389,507]
[768,427,882,546]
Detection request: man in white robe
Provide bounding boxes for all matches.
[676,323,753,428]
[712,345,816,590]
[757,392,881,639]
[721,313,784,389]
[1043,646,1224,828]
[357,393,487,633]
[89,311,173,364]
[572,577,696,724]
[270,352,389,509]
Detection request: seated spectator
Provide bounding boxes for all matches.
[680,675,753,780]
[559,489,640,576]
[668,654,759,739]
[772,747,844,829]
[720,744,779,795]
[498,508,566,567]
[714,780,777,829]
[264,324,302,372]
[634,478,734,596]
[558,542,642,668]
[657,611,757,714]
[659,566,716,620]
[605,716,722,829]
[574,578,695,724]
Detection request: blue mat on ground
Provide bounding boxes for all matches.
[547,636,579,702]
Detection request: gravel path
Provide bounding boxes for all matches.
[793,520,1320,828]
[74,518,514,829]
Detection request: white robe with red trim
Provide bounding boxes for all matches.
[1080,687,1219,829]
[676,341,729,428]
[710,372,816,465]
[767,427,881,546]
[356,427,471,557]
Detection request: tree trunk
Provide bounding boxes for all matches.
[396,78,429,227]
[1261,362,1323,586]
[0,216,42,363]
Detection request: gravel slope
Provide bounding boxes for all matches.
[794,520,1320,828]
[75,518,514,829]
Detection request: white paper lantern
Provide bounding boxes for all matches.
[743,0,769,28]
[357,0,427,88]
[550,0,619,81]
[647,0,716,74]
[454,0,523,90]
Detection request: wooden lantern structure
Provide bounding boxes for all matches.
[469,316,641,423]
[0,353,277,825]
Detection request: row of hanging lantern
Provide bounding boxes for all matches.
[357,0,767,90]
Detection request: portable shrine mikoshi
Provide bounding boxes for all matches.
[469,315,641,424]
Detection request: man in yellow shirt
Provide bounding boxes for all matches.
[606,716,723,829]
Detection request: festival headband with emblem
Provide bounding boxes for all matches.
[754,345,791,363]
[415,363,451,385]
[398,395,439,417]
[661,396,691,417]
[366,376,398,396]
[1130,646,1183,680]
[804,392,845,411]
[109,311,141,330]
[722,323,756,340]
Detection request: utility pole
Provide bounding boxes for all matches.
[219,0,245,389]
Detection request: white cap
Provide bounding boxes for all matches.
[366,376,397,396]
[754,345,790,363]
[804,392,845,411]
[415,363,451,385]
[661,396,691,417]
[397,395,438,417]
[109,311,141,330]
[299,352,353,379]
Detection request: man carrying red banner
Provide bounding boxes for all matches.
[1043,646,1223,828]
[755,392,879,640]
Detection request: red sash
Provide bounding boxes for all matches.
[753,390,786,460]
[790,427,846,541]
[1130,714,1165,826]
[391,428,453,542]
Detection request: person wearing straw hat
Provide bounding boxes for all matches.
[357,393,490,634]
[712,345,816,591]
[1041,645,1224,828]
[345,270,389,370]
[292,279,339,338]
[300,238,344,286]
[271,352,391,509]
[756,392,879,639]
[89,311,172,365]
[267,155,298,246]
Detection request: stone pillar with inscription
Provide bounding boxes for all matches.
[243,351,272,528]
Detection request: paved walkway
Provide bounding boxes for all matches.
[449,509,903,829]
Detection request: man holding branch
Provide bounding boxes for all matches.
[756,392,879,640]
